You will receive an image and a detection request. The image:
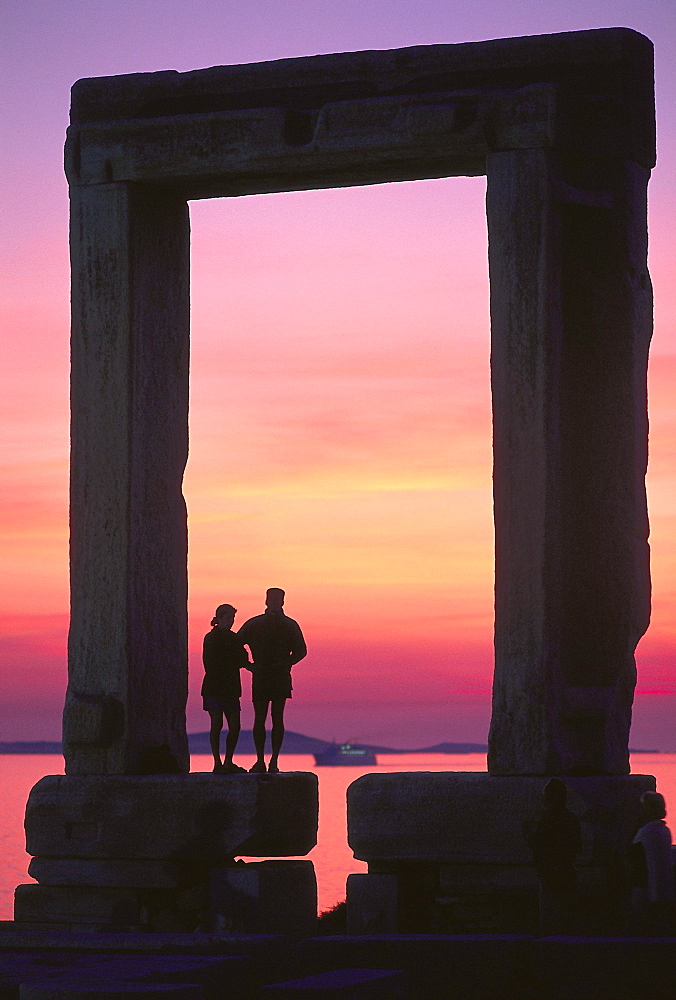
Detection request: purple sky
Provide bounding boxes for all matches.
[2,1,676,747]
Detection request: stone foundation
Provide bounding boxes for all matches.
[210,861,317,938]
[25,772,317,860]
[19,773,318,933]
[347,772,655,934]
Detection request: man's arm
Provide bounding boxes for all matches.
[231,633,252,670]
[236,618,256,668]
[289,621,307,666]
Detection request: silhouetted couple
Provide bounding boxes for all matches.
[201,588,307,774]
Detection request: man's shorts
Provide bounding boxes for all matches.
[202,695,241,716]
[252,670,292,702]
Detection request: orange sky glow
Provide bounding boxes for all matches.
[2,1,675,748]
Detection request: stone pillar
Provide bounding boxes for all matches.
[487,150,652,775]
[65,183,190,775]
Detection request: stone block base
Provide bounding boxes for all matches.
[296,935,533,1000]
[26,773,318,860]
[347,772,656,933]
[21,773,318,934]
[14,883,210,933]
[18,857,318,935]
[28,859,202,889]
[346,875,399,935]
[210,861,317,939]
[348,772,655,864]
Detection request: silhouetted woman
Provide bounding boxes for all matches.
[201,604,250,773]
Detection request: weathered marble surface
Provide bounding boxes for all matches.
[346,873,400,935]
[28,858,197,888]
[66,183,190,776]
[25,773,318,860]
[347,772,654,864]
[487,152,653,775]
[210,861,317,938]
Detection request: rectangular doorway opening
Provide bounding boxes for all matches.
[185,176,492,749]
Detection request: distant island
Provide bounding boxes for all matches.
[0,732,664,755]
[0,731,487,755]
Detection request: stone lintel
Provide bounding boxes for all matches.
[347,772,655,864]
[25,773,318,860]
[67,86,559,196]
[69,29,654,169]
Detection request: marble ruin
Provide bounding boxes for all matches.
[17,27,656,934]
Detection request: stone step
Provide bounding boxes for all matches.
[258,969,407,999]
[68,956,253,999]
[4,930,676,1000]
[531,936,676,1000]
[296,934,533,1000]
[16,860,317,937]
[0,954,253,999]
[0,931,292,996]
[0,928,283,956]
[19,983,203,1000]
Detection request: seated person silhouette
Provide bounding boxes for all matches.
[238,588,307,773]
[201,603,250,774]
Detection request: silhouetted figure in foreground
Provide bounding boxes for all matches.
[629,790,674,935]
[526,778,582,934]
[238,588,307,773]
[202,604,250,773]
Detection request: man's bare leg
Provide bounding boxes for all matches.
[250,699,269,772]
[208,711,224,772]
[268,698,287,773]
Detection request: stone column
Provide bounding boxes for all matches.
[65,182,190,774]
[487,149,652,775]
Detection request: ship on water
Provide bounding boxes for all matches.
[313,742,377,766]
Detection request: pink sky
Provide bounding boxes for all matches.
[1,1,675,748]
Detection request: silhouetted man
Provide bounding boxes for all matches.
[526,778,583,934]
[238,588,307,773]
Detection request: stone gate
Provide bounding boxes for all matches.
[63,26,654,778]
[16,27,658,935]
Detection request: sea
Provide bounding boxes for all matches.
[2,752,675,920]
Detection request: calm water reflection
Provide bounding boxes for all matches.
[2,752,674,919]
